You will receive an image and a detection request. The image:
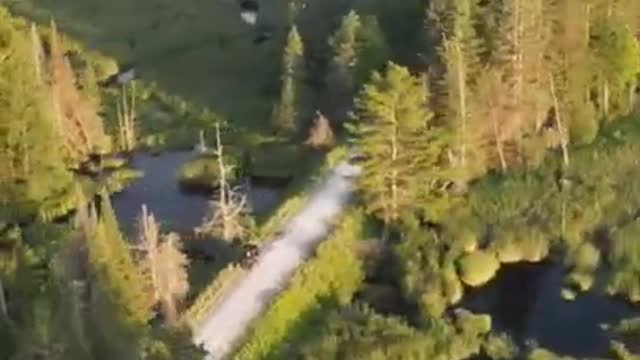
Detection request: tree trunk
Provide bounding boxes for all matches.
[161,297,177,324]
[493,117,507,172]
[214,124,232,241]
[31,23,43,84]
[603,81,610,118]
[549,73,569,167]
[454,41,468,169]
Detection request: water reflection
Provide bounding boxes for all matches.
[460,262,639,357]
[111,151,283,235]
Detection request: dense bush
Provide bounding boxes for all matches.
[296,305,492,360]
[483,333,518,359]
[608,220,640,302]
[458,251,500,287]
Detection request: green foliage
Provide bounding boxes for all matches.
[296,305,491,360]
[592,20,640,88]
[177,152,241,190]
[236,209,366,360]
[483,333,518,359]
[0,8,71,214]
[351,62,448,224]
[87,194,154,335]
[272,26,306,135]
[610,317,640,358]
[608,219,640,302]
[395,228,464,318]
[458,250,500,287]
[247,141,307,179]
[103,168,144,194]
[568,104,599,145]
[527,347,575,360]
[561,288,577,301]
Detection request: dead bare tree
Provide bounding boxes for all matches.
[116,82,137,152]
[196,123,254,242]
[155,233,189,323]
[305,110,335,150]
[136,205,189,323]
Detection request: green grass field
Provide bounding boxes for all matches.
[3,0,289,131]
[2,0,421,134]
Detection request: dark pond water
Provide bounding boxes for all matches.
[459,262,639,358]
[111,151,283,235]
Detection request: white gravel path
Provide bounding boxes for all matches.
[193,161,361,360]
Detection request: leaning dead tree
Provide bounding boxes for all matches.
[196,123,254,242]
[116,82,137,152]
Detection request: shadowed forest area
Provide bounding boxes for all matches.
[1,0,640,359]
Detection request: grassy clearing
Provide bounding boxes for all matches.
[4,0,287,130]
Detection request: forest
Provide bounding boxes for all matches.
[1,0,640,359]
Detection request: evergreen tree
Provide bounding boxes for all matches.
[590,17,640,119]
[48,20,108,163]
[85,194,153,358]
[0,10,70,214]
[549,0,598,147]
[326,11,389,123]
[433,0,484,177]
[350,63,447,226]
[272,26,306,135]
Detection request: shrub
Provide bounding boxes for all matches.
[527,348,575,360]
[455,309,492,335]
[569,104,599,145]
[483,333,518,360]
[458,251,500,287]
[571,242,601,272]
[565,271,594,292]
[608,220,640,302]
[247,141,308,179]
[177,152,241,190]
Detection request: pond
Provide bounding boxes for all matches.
[459,262,639,358]
[111,151,283,235]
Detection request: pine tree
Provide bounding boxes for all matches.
[350,63,447,226]
[326,10,361,122]
[0,10,70,208]
[88,193,153,331]
[434,0,484,177]
[272,26,305,135]
[48,20,107,163]
[326,12,389,124]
